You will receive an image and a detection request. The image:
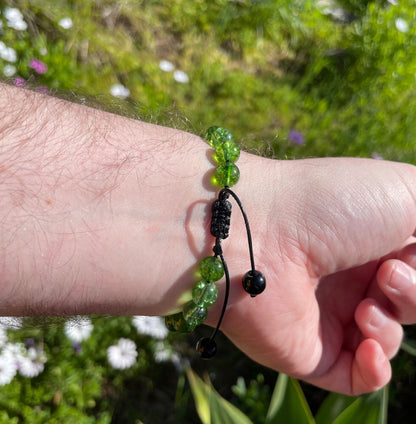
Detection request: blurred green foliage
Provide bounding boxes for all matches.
[0,316,198,423]
[1,0,416,422]
[1,0,415,161]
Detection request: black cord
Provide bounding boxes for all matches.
[208,251,230,342]
[205,187,256,344]
[197,186,265,359]
[222,187,256,272]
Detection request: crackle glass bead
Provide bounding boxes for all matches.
[214,141,240,164]
[165,312,194,332]
[200,256,224,282]
[204,126,234,149]
[183,301,208,327]
[212,163,240,187]
[192,281,218,307]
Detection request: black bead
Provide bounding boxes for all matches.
[196,337,217,359]
[242,270,266,297]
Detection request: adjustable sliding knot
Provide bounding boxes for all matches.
[211,190,231,240]
[164,126,266,359]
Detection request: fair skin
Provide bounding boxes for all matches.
[1,82,416,395]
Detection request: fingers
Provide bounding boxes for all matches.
[307,298,399,395]
[352,339,391,395]
[377,244,416,324]
[355,298,403,358]
[306,339,391,395]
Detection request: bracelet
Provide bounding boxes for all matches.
[164,127,266,358]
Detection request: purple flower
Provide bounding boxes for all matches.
[24,338,35,348]
[29,58,48,74]
[13,77,25,87]
[371,152,384,160]
[72,342,82,354]
[37,86,49,94]
[288,130,305,146]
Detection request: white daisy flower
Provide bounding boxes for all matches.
[58,17,73,29]
[395,18,409,33]
[64,316,93,343]
[4,7,27,31]
[4,7,24,23]
[159,60,175,72]
[154,345,169,362]
[173,70,189,83]
[0,352,17,385]
[110,83,130,99]
[3,342,26,364]
[3,64,16,77]
[153,342,181,369]
[18,347,46,378]
[0,46,17,63]
[0,317,23,330]
[107,338,137,370]
[8,19,27,31]
[132,316,168,340]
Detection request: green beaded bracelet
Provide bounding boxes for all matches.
[164,127,266,359]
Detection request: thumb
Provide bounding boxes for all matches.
[275,157,416,275]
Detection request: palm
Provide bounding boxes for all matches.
[223,255,381,394]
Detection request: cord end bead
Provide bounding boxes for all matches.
[197,337,217,359]
[242,270,266,297]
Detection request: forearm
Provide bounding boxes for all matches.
[0,83,222,316]
[0,83,278,318]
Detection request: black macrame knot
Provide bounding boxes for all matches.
[210,191,232,239]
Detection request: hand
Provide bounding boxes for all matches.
[216,157,416,395]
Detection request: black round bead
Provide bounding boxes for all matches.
[196,337,217,359]
[242,270,266,297]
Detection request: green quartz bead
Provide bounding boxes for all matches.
[199,256,224,282]
[212,163,240,187]
[204,126,234,149]
[214,141,240,164]
[192,281,218,307]
[183,301,208,327]
[165,312,194,333]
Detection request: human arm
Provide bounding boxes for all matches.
[0,82,226,316]
[2,82,416,395]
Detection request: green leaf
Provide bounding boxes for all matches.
[380,385,389,424]
[187,369,253,424]
[401,338,416,356]
[332,386,388,424]
[208,388,254,424]
[266,374,315,424]
[315,392,356,424]
[187,369,211,424]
